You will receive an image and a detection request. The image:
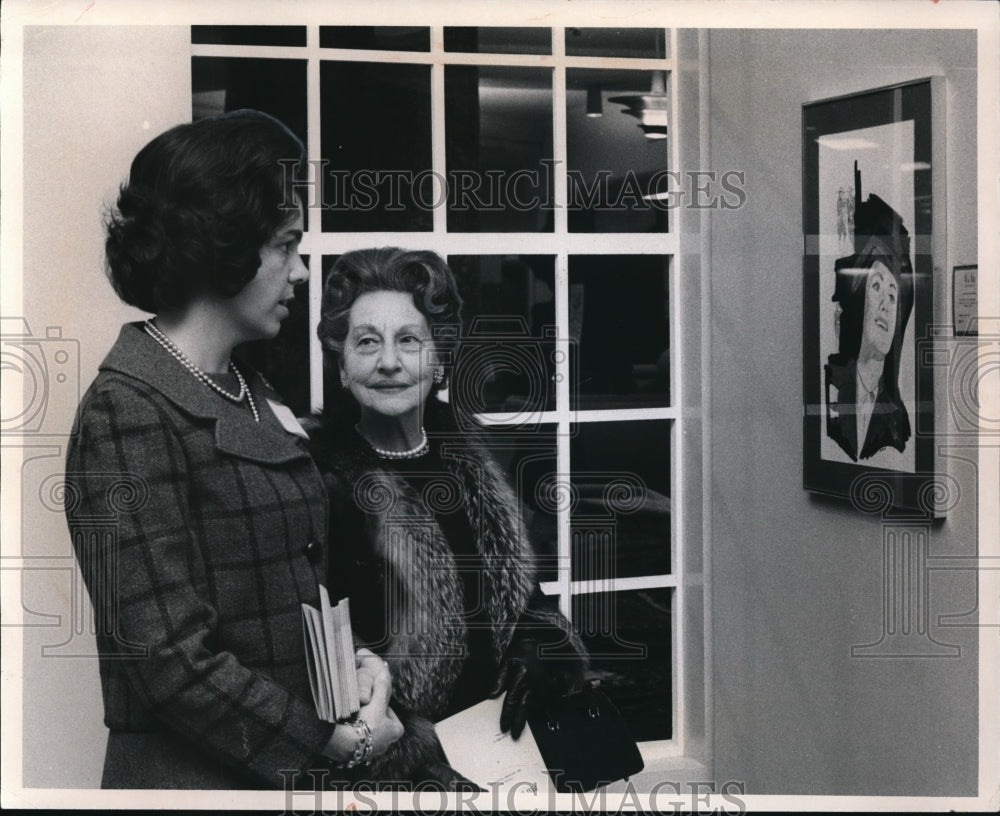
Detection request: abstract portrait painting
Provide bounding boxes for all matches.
[802,79,939,512]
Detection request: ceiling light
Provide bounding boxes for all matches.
[609,71,669,141]
[586,85,603,117]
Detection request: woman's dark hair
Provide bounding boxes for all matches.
[318,248,463,392]
[104,109,305,313]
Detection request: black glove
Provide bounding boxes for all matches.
[491,636,587,740]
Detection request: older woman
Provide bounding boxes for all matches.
[826,192,914,461]
[64,110,402,789]
[309,247,587,785]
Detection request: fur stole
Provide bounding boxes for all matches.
[307,407,535,721]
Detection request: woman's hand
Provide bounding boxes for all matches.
[357,657,404,758]
[491,636,587,740]
[354,648,381,705]
[322,653,403,764]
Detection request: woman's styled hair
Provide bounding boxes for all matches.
[104,109,305,313]
[318,247,463,382]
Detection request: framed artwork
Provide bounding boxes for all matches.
[802,78,940,514]
[952,264,979,336]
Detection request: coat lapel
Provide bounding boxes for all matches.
[100,322,310,466]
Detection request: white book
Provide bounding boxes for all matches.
[317,585,344,719]
[301,586,360,722]
[301,604,331,721]
[339,597,359,709]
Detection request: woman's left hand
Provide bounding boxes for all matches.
[354,647,381,705]
[491,636,586,739]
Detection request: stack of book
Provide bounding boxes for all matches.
[302,585,360,722]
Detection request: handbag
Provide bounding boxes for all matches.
[527,681,644,793]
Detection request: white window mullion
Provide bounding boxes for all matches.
[300,232,679,257]
[429,27,447,236]
[541,574,677,596]
[191,42,307,60]
[668,25,686,758]
[555,248,573,621]
[553,20,572,623]
[306,25,324,414]
[572,406,677,423]
[551,27,568,236]
[475,406,677,426]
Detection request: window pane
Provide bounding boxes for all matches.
[480,424,559,583]
[192,25,306,47]
[320,26,430,52]
[445,66,554,232]
[448,255,556,415]
[565,27,668,58]
[241,258,311,417]
[444,27,551,54]
[568,255,670,409]
[573,588,672,742]
[191,57,307,145]
[567,68,671,233]
[320,62,432,231]
[570,420,670,580]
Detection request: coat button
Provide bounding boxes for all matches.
[305,539,321,564]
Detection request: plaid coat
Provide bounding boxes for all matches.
[65,322,334,789]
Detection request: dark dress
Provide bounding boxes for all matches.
[330,441,501,718]
[826,356,911,461]
[309,401,586,781]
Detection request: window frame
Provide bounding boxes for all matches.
[191,24,703,769]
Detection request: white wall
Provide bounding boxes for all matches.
[707,29,979,795]
[20,25,191,788]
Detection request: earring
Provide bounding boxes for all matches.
[340,372,349,389]
[433,367,444,385]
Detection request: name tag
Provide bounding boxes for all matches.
[266,399,309,438]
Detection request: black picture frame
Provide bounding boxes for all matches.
[952,264,979,337]
[802,78,938,514]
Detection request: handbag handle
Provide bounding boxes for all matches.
[544,678,602,730]
[528,678,644,793]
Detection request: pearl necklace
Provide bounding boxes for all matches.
[355,424,429,459]
[144,320,260,423]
